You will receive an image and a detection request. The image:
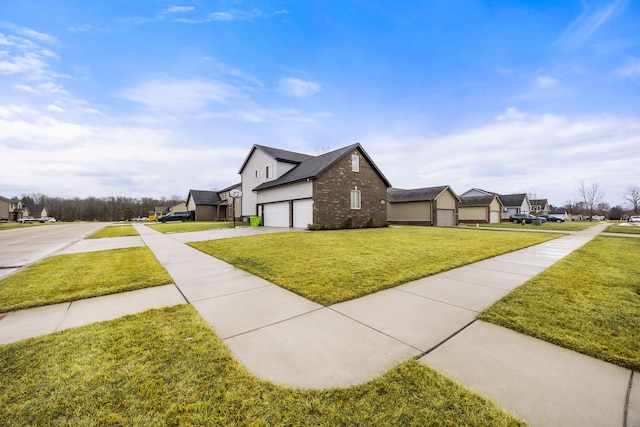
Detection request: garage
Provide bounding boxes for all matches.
[490,210,501,224]
[436,209,456,226]
[263,202,290,227]
[293,199,313,228]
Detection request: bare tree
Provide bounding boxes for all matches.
[623,185,640,215]
[579,181,604,220]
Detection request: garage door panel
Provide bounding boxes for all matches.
[436,209,456,227]
[293,200,313,228]
[264,202,289,227]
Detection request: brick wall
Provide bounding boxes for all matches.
[313,148,388,228]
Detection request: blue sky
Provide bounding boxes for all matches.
[1,1,639,208]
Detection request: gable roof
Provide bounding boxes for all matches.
[461,188,494,197]
[188,190,222,206]
[499,193,528,207]
[238,145,313,174]
[459,195,502,207]
[253,143,391,191]
[25,204,44,214]
[530,199,548,206]
[387,185,458,203]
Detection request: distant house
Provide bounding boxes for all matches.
[240,143,390,228]
[460,189,531,221]
[170,202,188,213]
[458,194,503,224]
[549,207,570,222]
[186,185,241,221]
[530,199,550,215]
[24,204,47,219]
[387,185,459,226]
[0,196,23,221]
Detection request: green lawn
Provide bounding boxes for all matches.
[473,221,597,232]
[86,224,139,238]
[605,223,640,234]
[147,221,249,234]
[0,247,173,312]
[479,236,640,371]
[0,222,48,231]
[190,227,560,305]
[0,305,526,426]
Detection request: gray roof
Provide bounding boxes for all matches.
[219,182,241,193]
[25,204,44,214]
[238,145,313,174]
[254,143,391,191]
[188,190,222,206]
[530,199,548,206]
[387,185,457,203]
[459,195,500,207]
[498,193,527,207]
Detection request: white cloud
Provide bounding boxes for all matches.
[209,12,235,21]
[367,113,640,206]
[497,107,525,121]
[278,77,321,97]
[117,78,241,111]
[20,27,58,44]
[47,104,64,112]
[68,24,92,33]
[12,84,35,92]
[555,0,628,47]
[163,6,195,14]
[536,75,559,87]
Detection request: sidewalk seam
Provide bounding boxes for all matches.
[416,319,477,358]
[624,371,634,427]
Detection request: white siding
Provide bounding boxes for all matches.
[293,199,314,228]
[257,181,313,204]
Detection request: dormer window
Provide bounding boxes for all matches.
[352,154,359,172]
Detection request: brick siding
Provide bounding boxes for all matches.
[313,148,388,228]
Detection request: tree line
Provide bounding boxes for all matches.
[20,194,184,222]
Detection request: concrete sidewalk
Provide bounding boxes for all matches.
[1,222,636,426]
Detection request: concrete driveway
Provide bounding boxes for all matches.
[0,223,106,279]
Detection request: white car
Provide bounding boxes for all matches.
[629,216,640,223]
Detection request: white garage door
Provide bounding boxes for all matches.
[490,210,501,224]
[292,199,313,228]
[263,202,289,227]
[436,209,456,226]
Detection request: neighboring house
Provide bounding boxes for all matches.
[530,199,550,215]
[170,202,188,213]
[240,143,391,228]
[186,185,241,221]
[387,185,459,226]
[154,207,169,217]
[498,194,531,220]
[458,194,504,224]
[24,204,47,219]
[460,189,530,221]
[0,196,23,221]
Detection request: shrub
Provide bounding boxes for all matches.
[366,218,375,228]
[345,217,355,229]
[308,223,321,231]
[322,223,331,230]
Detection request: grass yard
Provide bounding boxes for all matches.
[86,224,139,238]
[0,305,526,426]
[479,236,640,371]
[473,221,597,232]
[0,247,173,312]
[0,222,47,231]
[147,221,249,234]
[190,227,559,305]
[605,223,640,234]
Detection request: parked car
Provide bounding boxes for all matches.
[157,212,191,223]
[629,216,640,223]
[508,213,547,224]
[17,216,36,223]
[591,215,606,221]
[539,215,564,223]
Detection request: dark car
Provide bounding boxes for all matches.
[508,213,547,224]
[539,215,564,223]
[158,212,191,223]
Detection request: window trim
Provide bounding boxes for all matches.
[350,188,361,210]
[351,154,360,172]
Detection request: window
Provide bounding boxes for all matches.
[350,189,361,209]
[255,169,259,178]
[266,165,271,179]
[351,154,359,172]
